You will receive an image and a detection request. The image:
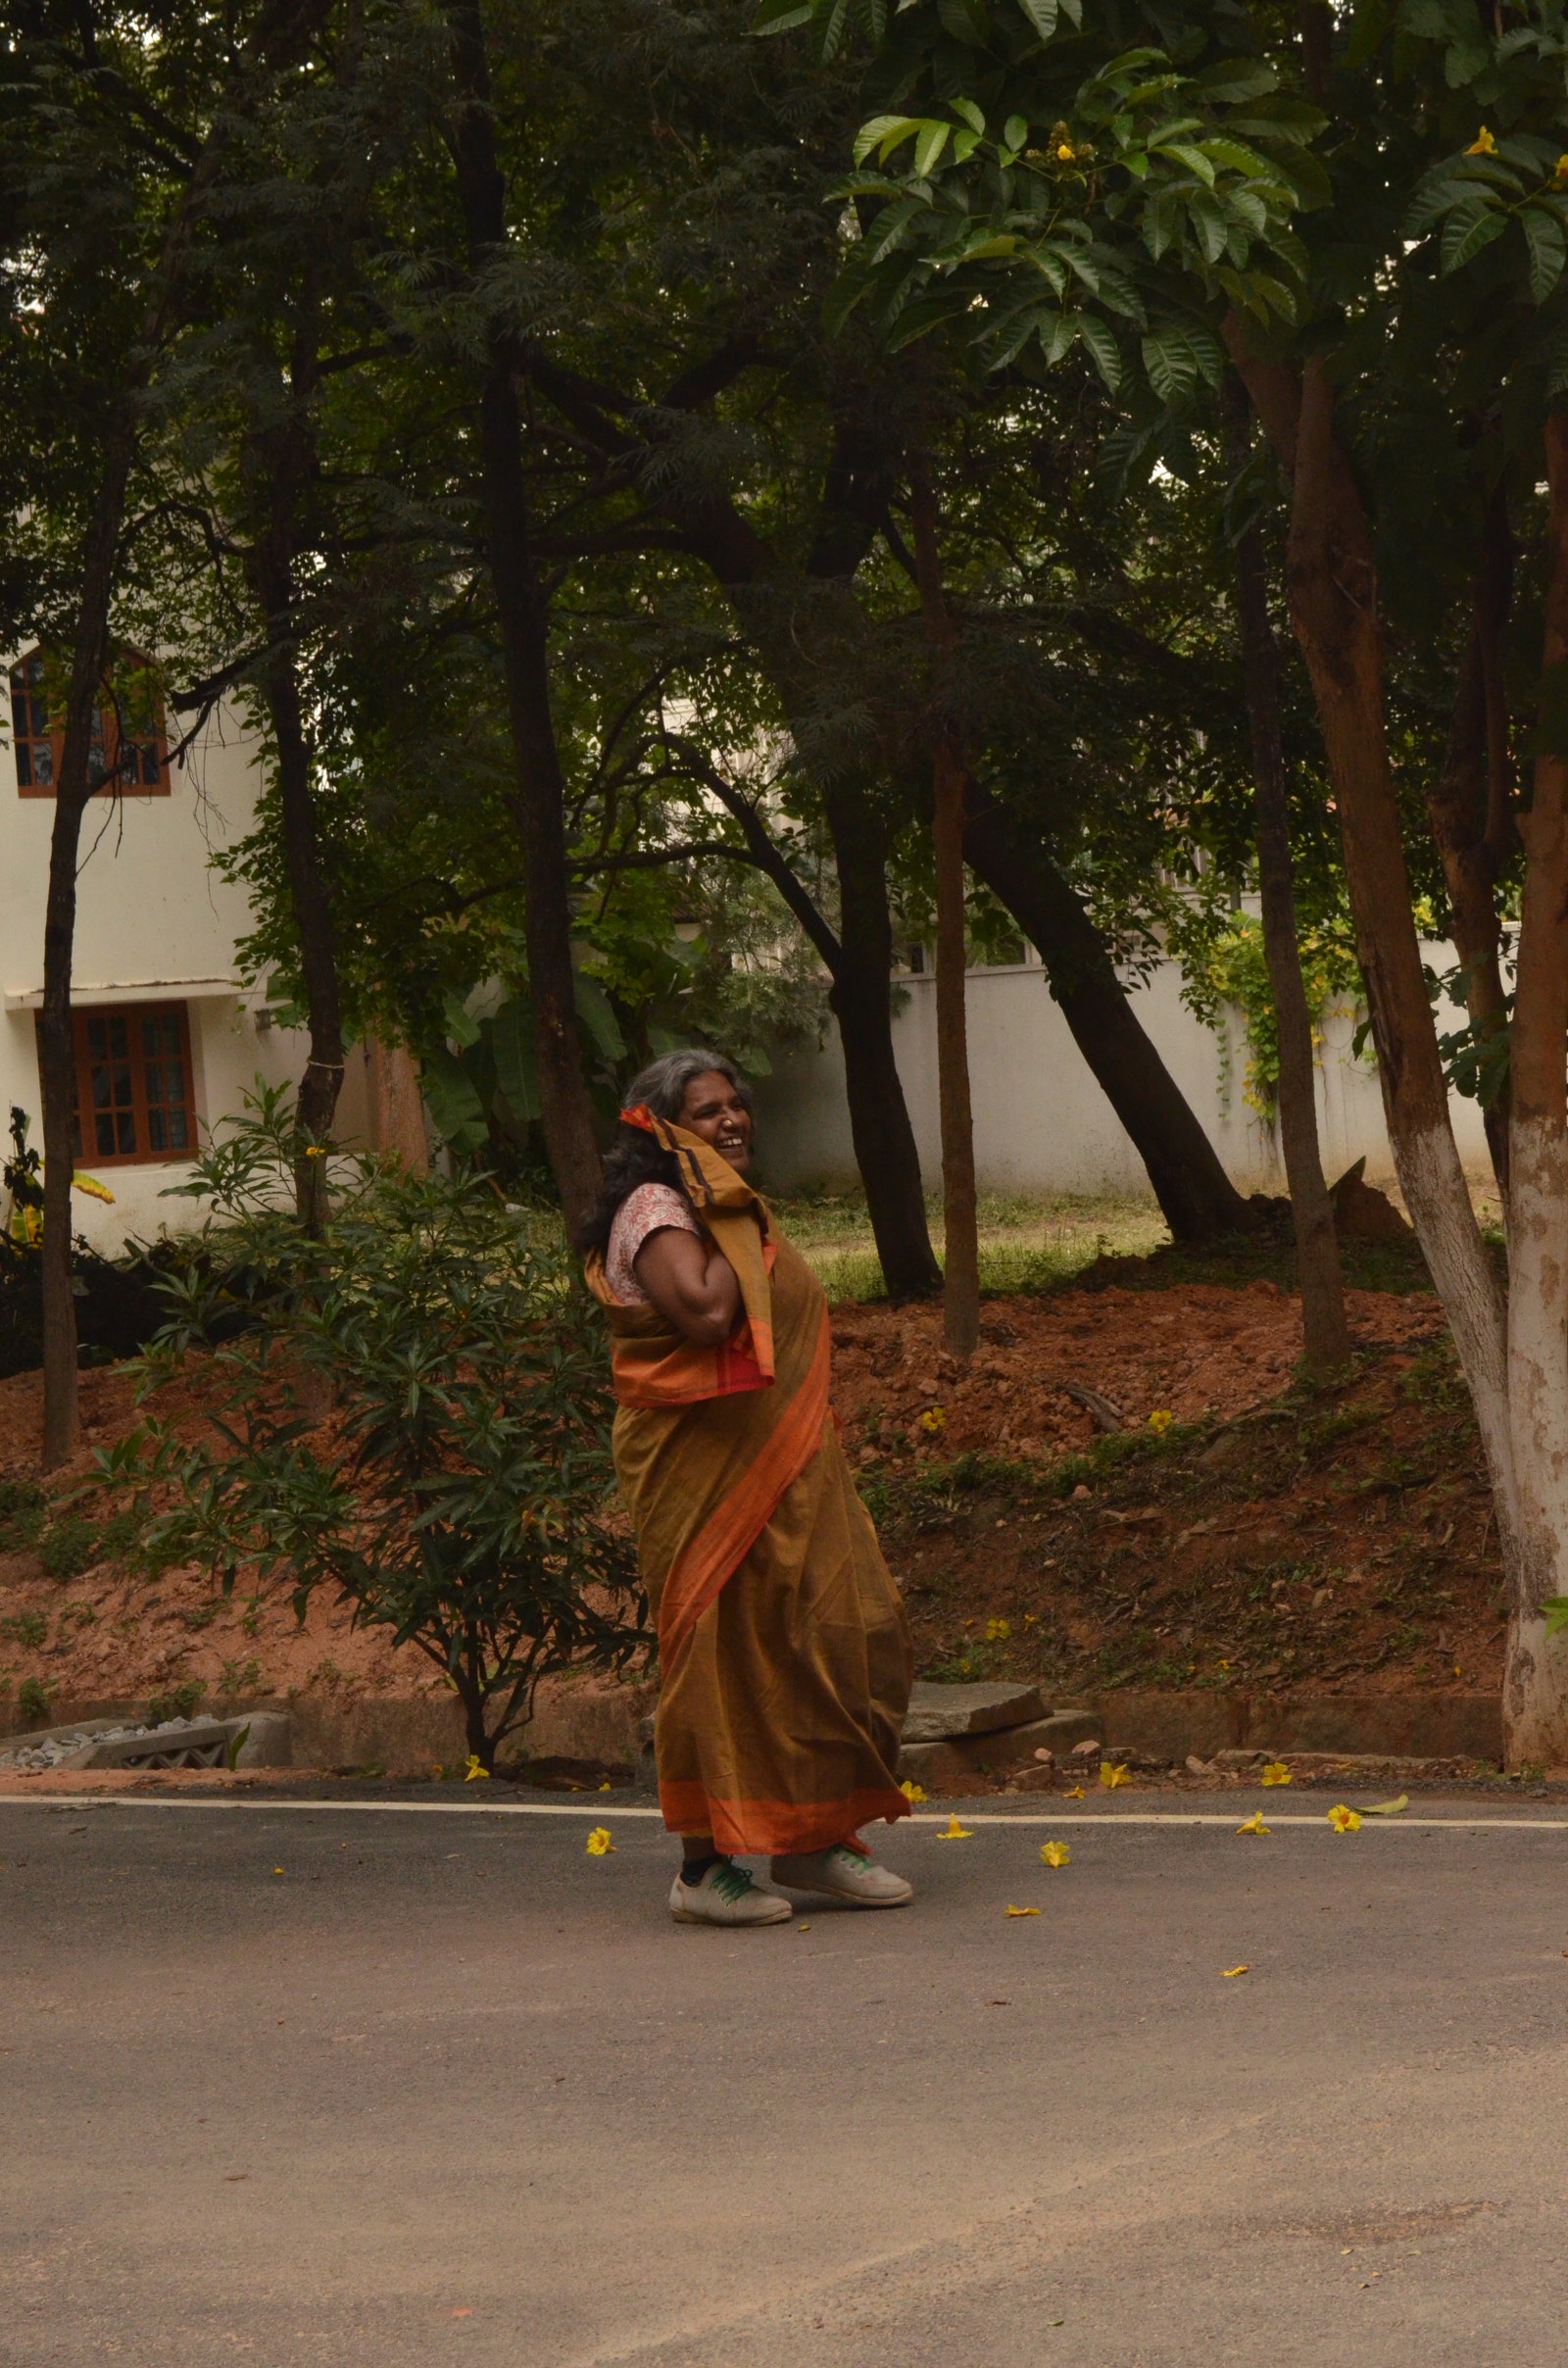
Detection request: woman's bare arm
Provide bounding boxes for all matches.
[634,1226,741,1345]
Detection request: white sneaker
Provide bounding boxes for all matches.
[668,1859,793,1927]
[769,1843,913,1907]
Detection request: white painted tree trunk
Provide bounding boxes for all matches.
[1500,1119,1568,1763]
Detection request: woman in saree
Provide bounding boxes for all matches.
[580,1050,914,1928]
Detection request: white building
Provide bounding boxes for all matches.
[2,648,420,1255]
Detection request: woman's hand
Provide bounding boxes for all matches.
[634,1226,742,1346]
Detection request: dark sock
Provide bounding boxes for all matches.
[681,1851,725,1888]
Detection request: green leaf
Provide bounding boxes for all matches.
[421,1048,488,1156]
[223,1722,251,1772]
[913,121,952,177]
[442,993,481,1050]
[1004,113,1029,151]
[951,96,986,134]
[1141,322,1201,406]
[1154,141,1217,188]
[1015,0,1059,39]
[749,0,814,28]
[1078,314,1122,390]
[1192,60,1278,103]
[855,114,920,167]
[1441,195,1507,272]
[1522,205,1567,302]
[937,0,988,37]
[490,998,542,1122]
[1544,1596,1568,1638]
[572,972,627,1063]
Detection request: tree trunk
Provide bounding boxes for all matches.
[1500,411,1568,1761]
[247,465,346,1231]
[1421,489,1515,1196]
[1227,394,1350,1374]
[1224,325,1543,1754]
[961,800,1257,1242]
[908,464,980,1355]
[445,0,601,1226]
[39,414,141,1466]
[821,788,945,1300]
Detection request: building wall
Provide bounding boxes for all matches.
[1,680,313,1252]
[752,950,1493,1200]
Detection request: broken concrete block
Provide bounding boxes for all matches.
[901,1680,1047,1743]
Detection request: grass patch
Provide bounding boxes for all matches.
[774,1188,1169,1303]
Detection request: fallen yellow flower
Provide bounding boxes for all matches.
[271,1865,283,1875]
[1064,1784,1086,1800]
[936,1813,973,1840]
[1362,1794,1408,1817]
[1221,1963,1250,1978]
[986,1616,1011,1642]
[1260,1761,1292,1787]
[1236,1811,1269,1836]
[900,1779,927,1803]
[1148,1408,1174,1434]
[464,1754,489,1782]
[598,1780,612,1792]
[585,1826,615,1855]
[1005,1904,1042,1916]
[1040,1841,1070,1868]
[1328,1803,1362,1833]
[1100,1761,1130,1789]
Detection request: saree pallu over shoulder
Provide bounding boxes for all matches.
[583,1110,776,1407]
[587,1146,911,1854]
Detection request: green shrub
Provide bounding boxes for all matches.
[38,1519,100,1580]
[145,1681,205,1724]
[106,1094,646,1769]
[0,1610,47,1649]
[16,1675,54,1725]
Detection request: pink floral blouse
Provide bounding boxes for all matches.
[606,1182,702,1305]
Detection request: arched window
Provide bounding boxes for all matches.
[8,647,171,798]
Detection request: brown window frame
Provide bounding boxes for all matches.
[60,1003,199,1169]
[9,645,172,800]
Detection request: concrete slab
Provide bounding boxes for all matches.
[901,1679,1047,1741]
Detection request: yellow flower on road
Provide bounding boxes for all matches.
[1221,1963,1250,1978]
[1040,1841,1070,1868]
[464,1754,489,1781]
[1064,1784,1085,1800]
[936,1813,973,1840]
[1005,1904,1042,1917]
[1328,1804,1362,1833]
[585,1826,615,1855]
[1260,1761,1292,1786]
[1100,1761,1130,1789]
[1236,1811,1269,1836]
[900,1780,927,1803]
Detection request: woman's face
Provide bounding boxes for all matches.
[678,1069,753,1172]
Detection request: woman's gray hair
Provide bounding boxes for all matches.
[623,1049,753,1121]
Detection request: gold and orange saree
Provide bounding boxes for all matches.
[586,1113,912,1854]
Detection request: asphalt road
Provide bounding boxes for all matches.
[4,1789,1568,2368]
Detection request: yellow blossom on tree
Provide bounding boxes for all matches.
[585,1826,615,1855]
[935,1813,973,1839]
[1467,125,1497,154]
[1328,1803,1362,1833]
[1260,1761,1292,1787]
